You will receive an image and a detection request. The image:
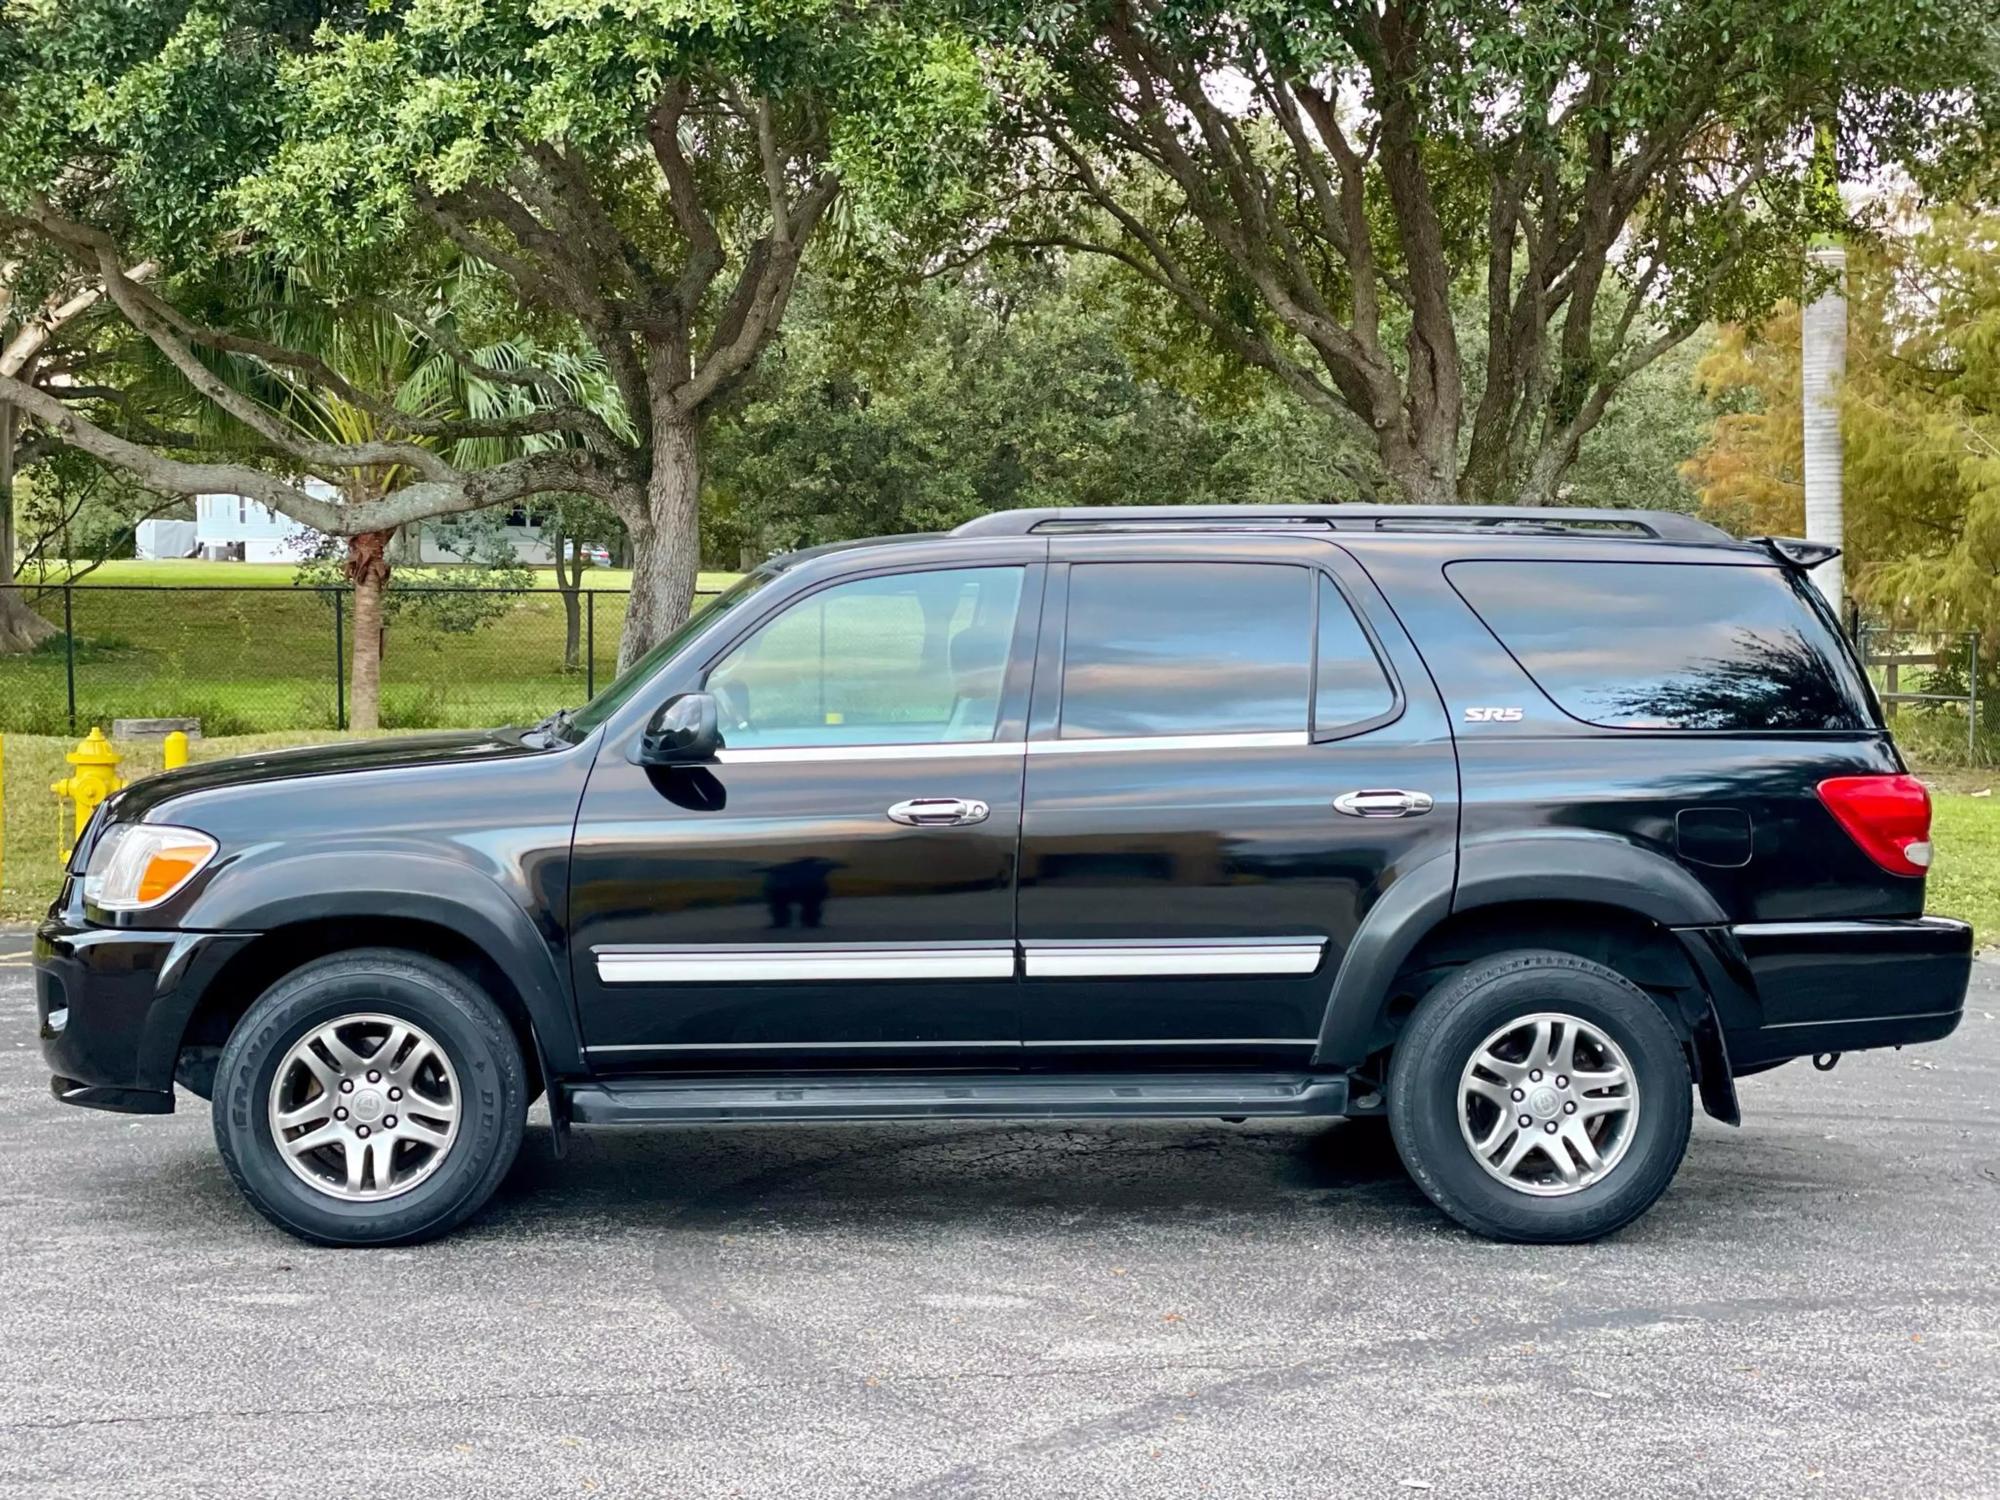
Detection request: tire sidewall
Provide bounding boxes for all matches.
[214,961,522,1246]
[1391,955,1692,1242]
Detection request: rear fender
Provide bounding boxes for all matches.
[1313,834,1733,1083]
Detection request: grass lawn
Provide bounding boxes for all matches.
[30,558,742,592]
[5,730,1994,942]
[1916,773,2000,941]
[0,565,744,735]
[1,730,393,923]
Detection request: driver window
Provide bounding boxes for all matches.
[707,567,1025,749]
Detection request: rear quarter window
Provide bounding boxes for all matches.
[1447,559,1874,732]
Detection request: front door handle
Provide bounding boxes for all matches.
[1333,788,1435,818]
[887,796,991,828]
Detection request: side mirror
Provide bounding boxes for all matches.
[638,692,722,765]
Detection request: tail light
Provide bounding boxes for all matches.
[1816,775,1933,877]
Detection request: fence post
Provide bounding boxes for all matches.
[331,588,346,731]
[62,582,76,736]
[1970,632,1979,757]
[586,591,596,699]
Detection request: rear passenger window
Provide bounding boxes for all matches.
[1315,575,1397,733]
[1449,560,1872,731]
[1059,563,1308,738]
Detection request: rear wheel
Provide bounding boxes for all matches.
[1387,949,1693,1243]
[212,949,528,1246]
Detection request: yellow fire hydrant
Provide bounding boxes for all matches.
[52,728,125,859]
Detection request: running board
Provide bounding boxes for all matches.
[562,1072,1350,1126]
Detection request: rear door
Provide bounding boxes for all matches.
[1014,534,1458,1069]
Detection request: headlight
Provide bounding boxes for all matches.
[83,823,219,911]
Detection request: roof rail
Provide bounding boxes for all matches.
[952,505,1734,544]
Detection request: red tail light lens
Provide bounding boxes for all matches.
[1816,775,1933,877]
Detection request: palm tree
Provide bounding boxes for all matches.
[179,263,626,729]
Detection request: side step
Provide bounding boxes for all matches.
[563,1072,1350,1126]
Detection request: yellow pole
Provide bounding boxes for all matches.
[163,731,189,771]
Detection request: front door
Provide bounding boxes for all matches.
[568,558,1042,1071]
[1015,535,1457,1069]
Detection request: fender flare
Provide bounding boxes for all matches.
[148,850,583,1083]
[1313,833,1729,1069]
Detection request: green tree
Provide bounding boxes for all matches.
[1003,0,1995,507]
[1685,206,2000,653]
[703,263,1377,555]
[0,0,992,668]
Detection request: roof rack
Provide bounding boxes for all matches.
[952,505,1734,544]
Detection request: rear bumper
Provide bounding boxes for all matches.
[35,916,256,1114]
[1711,917,1972,1069]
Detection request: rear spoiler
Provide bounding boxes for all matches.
[1750,536,1841,569]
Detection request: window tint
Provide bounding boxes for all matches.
[708,567,1024,748]
[1315,575,1396,732]
[1449,561,1872,731]
[1059,563,1309,738]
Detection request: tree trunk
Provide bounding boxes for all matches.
[1802,244,1848,618]
[346,528,393,732]
[617,416,703,672]
[552,520,582,672]
[0,400,57,653]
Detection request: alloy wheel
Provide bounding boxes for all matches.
[1456,1011,1639,1196]
[267,1012,461,1201]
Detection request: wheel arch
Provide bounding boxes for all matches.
[160,896,580,1100]
[1316,840,1741,1123]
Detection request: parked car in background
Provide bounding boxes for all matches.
[566,542,613,569]
[36,505,1971,1247]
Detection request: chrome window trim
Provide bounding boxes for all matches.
[703,730,1312,764]
[1027,730,1309,757]
[713,741,1027,764]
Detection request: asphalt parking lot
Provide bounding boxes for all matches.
[3,942,1997,1499]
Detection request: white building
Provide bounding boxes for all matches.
[137,484,556,565]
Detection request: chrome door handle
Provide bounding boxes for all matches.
[1333,788,1435,818]
[887,797,991,827]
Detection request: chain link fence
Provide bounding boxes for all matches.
[0,582,719,735]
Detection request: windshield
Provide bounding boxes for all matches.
[560,570,781,738]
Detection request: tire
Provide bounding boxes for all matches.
[1387,948,1693,1244]
[212,949,528,1247]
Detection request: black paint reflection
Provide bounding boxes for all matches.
[764,856,840,929]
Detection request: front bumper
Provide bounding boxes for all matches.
[1704,916,1973,1069]
[36,917,255,1114]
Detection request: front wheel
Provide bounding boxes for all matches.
[1387,949,1693,1243]
[212,949,528,1246]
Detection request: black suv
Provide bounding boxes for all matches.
[35,505,1972,1246]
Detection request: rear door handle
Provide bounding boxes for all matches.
[1333,789,1435,818]
[887,797,991,827]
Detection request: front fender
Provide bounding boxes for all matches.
[161,847,583,1078]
